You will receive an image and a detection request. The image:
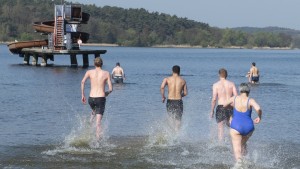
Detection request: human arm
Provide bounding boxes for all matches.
[181,81,188,97]
[250,99,262,124]
[160,78,167,103]
[210,84,217,118]
[223,96,234,107]
[81,71,89,104]
[232,83,238,96]
[106,72,113,96]
[121,68,125,79]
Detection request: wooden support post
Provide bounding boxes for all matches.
[32,54,38,66]
[23,53,30,65]
[95,53,100,58]
[41,55,47,67]
[70,54,78,67]
[48,54,54,61]
[82,54,89,68]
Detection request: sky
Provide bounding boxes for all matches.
[72,0,300,30]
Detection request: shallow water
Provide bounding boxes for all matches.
[0,45,300,168]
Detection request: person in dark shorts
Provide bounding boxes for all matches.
[166,99,183,121]
[249,62,260,84]
[161,65,187,132]
[210,68,237,142]
[81,57,113,140]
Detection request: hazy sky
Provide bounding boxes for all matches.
[72,0,300,30]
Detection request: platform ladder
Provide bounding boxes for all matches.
[54,17,65,50]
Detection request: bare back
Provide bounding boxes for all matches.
[112,66,124,76]
[213,79,237,105]
[165,75,186,100]
[250,66,259,77]
[88,69,110,97]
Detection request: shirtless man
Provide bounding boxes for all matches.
[160,65,188,132]
[111,62,125,83]
[249,62,259,84]
[210,68,237,142]
[81,57,113,140]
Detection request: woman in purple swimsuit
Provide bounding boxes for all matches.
[223,83,262,167]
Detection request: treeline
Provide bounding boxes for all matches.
[0,0,295,48]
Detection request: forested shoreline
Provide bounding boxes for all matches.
[1,0,300,48]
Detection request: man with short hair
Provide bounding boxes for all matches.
[160,65,188,132]
[249,62,260,84]
[111,62,125,83]
[210,68,237,142]
[81,57,113,140]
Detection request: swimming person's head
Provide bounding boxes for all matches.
[116,62,120,66]
[219,68,228,79]
[252,62,256,66]
[172,65,180,75]
[94,57,103,67]
[239,83,250,95]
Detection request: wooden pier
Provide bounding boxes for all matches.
[19,48,106,67]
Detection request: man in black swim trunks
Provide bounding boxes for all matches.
[210,68,237,142]
[160,65,188,132]
[81,57,113,140]
[250,62,260,84]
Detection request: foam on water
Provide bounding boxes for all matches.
[42,114,116,157]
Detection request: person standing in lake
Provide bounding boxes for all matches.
[81,57,113,140]
[111,62,125,83]
[210,68,237,142]
[223,83,262,168]
[160,65,188,132]
[249,62,260,84]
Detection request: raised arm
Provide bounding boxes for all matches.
[250,98,262,124]
[160,78,167,103]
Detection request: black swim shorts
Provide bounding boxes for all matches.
[166,99,183,120]
[215,105,233,123]
[251,76,259,82]
[88,97,106,115]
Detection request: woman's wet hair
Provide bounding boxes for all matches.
[239,83,250,94]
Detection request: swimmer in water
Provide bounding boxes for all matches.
[249,62,260,84]
[223,83,262,167]
[160,65,187,132]
[210,68,237,142]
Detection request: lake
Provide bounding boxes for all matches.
[0,45,299,169]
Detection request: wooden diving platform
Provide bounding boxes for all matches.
[18,48,107,67]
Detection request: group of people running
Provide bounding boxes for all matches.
[81,57,262,168]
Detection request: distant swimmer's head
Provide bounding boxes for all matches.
[94,57,103,67]
[239,83,250,95]
[252,62,256,66]
[116,62,120,66]
[219,68,227,79]
[172,65,180,75]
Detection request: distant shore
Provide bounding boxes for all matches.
[1,41,293,50]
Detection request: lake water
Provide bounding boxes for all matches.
[0,45,299,169]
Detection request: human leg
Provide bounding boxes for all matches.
[241,131,253,156]
[230,129,243,161]
[95,114,103,140]
[217,121,225,142]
